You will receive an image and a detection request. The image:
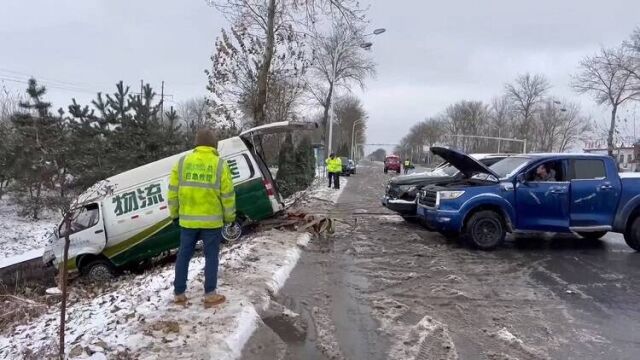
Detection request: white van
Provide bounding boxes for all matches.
[43,121,317,280]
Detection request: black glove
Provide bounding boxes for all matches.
[172,218,180,227]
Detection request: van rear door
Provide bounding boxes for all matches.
[239,121,318,138]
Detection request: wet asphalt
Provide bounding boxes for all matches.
[242,161,640,360]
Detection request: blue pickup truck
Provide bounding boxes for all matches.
[416,147,640,250]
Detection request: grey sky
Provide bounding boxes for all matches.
[2,0,640,155]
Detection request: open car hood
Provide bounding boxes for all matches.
[430,147,498,179]
[240,121,318,138]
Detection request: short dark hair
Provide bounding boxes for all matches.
[195,128,217,147]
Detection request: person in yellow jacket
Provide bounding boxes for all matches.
[168,128,236,306]
[325,153,342,189]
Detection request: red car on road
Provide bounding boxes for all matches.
[384,155,401,174]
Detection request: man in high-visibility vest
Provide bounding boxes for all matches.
[403,159,411,174]
[168,128,236,306]
[325,153,342,189]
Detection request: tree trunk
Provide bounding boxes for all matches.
[321,83,334,144]
[608,106,618,158]
[253,0,276,127]
[59,216,71,360]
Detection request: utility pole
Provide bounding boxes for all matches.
[160,80,165,121]
[140,80,144,103]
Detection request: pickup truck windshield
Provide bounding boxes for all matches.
[430,164,459,177]
[470,157,531,181]
[490,156,531,179]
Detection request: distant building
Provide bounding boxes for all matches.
[583,144,638,172]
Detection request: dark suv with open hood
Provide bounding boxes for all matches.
[382,152,509,221]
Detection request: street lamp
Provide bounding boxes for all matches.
[351,119,364,160]
[327,27,386,155]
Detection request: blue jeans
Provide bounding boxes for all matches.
[174,227,223,295]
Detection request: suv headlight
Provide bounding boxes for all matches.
[398,185,417,193]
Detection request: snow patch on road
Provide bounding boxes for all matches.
[0,199,57,260]
[388,314,457,360]
[496,328,523,344]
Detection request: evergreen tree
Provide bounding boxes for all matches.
[276,135,316,198]
[275,134,297,197]
[9,79,65,219]
[295,136,315,187]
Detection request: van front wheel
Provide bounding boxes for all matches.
[464,210,505,250]
[82,259,116,282]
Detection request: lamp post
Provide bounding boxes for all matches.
[350,119,364,160]
[327,27,385,155]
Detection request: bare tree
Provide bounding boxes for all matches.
[207,0,365,127]
[178,97,211,145]
[0,86,23,198]
[572,46,640,156]
[443,100,491,152]
[504,73,550,148]
[556,102,592,152]
[533,99,590,152]
[333,94,367,155]
[308,20,375,143]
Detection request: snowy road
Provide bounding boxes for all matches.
[242,161,640,360]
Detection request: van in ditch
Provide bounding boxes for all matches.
[42,121,317,280]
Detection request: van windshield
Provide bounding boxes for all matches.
[59,203,100,237]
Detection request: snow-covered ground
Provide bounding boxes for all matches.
[1,230,310,359]
[0,179,340,359]
[306,177,347,203]
[0,199,57,260]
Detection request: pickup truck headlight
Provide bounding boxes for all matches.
[438,190,465,200]
[436,190,465,208]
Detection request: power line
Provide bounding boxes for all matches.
[0,68,97,89]
[0,76,99,95]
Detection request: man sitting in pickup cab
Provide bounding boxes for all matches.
[534,163,557,182]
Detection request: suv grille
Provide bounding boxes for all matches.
[419,189,437,207]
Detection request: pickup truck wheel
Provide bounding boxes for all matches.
[577,231,607,240]
[624,217,640,251]
[81,259,116,282]
[464,211,505,250]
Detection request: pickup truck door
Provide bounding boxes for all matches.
[516,167,571,232]
[569,158,620,228]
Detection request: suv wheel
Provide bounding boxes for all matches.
[464,210,505,250]
[624,217,640,251]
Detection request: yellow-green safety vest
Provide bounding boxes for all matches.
[168,146,236,229]
[326,157,342,173]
